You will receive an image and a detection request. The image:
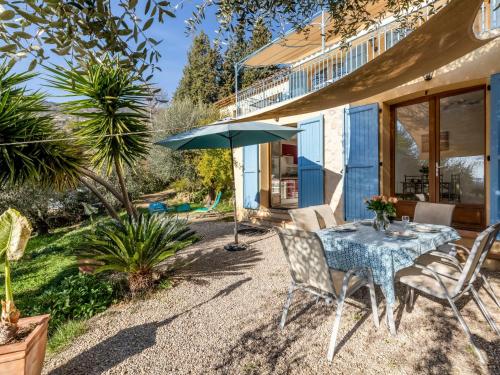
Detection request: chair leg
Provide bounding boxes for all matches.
[280,282,295,329]
[480,274,500,308]
[366,270,380,329]
[470,287,500,336]
[446,295,486,364]
[327,273,352,362]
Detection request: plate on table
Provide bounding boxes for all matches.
[410,224,441,233]
[359,219,373,226]
[332,225,358,233]
[385,230,418,240]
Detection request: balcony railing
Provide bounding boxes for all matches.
[232,1,498,118]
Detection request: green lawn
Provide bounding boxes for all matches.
[0,223,92,314]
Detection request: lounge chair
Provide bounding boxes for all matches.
[194,191,222,213]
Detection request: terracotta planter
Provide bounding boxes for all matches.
[0,315,50,375]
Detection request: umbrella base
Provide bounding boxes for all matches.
[224,243,248,252]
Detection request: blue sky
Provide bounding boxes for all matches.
[16,3,220,102]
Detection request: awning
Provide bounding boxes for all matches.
[232,0,494,122]
[243,3,386,67]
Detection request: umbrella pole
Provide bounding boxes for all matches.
[229,141,239,245]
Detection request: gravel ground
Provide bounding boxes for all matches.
[44,221,500,375]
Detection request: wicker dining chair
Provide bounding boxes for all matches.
[275,227,379,362]
[397,222,500,363]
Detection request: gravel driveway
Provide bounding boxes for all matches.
[44,221,500,375]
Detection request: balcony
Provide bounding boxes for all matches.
[219,1,499,118]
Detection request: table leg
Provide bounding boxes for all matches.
[386,303,397,336]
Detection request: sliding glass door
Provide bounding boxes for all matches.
[392,87,486,230]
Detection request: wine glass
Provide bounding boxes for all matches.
[402,215,410,229]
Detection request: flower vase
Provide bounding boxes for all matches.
[373,211,390,231]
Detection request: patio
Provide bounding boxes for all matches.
[44,220,499,375]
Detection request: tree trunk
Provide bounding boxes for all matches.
[114,159,137,219]
[79,177,120,220]
[78,167,126,206]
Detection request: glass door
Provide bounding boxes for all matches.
[392,87,486,230]
[438,90,485,206]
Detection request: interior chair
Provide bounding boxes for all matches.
[413,202,455,226]
[275,227,379,362]
[396,223,500,363]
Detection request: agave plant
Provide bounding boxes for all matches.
[0,209,32,344]
[81,214,196,294]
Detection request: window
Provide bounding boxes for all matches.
[270,128,298,209]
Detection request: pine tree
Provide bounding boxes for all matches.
[219,22,248,98]
[242,19,274,88]
[174,32,221,104]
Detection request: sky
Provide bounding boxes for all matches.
[15,2,221,102]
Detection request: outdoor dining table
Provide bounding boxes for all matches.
[316,221,460,335]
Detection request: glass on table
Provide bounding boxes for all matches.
[402,215,410,229]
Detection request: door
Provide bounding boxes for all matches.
[243,145,259,209]
[344,104,380,220]
[392,87,486,230]
[289,70,308,98]
[491,74,500,225]
[298,116,324,208]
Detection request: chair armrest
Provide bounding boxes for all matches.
[426,251,464,271]
[413,264,455,299]
[448,242,470,255]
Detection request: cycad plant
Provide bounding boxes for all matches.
[47,56,152,219]
[0,209,32,344]
[80,214,196,294]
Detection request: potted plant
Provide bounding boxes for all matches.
[0,208,49,375]
[365,195,398,231]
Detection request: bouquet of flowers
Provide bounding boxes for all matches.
[365,195,398,231]
[365,195,398,216]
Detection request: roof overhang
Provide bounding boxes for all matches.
[231,0,495,122]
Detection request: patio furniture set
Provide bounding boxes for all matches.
[277,202,500,364]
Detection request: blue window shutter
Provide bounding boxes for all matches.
[344,103,380,220]
[298,116,324,208]
[491,74,500,225]
[243,145,260,209]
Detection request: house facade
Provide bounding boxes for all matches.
[216,0,500,263]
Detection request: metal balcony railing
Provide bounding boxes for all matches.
[232,1,498,118]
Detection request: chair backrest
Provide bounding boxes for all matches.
[289,207,321,231]
[454,222,500,295]
[414,202,455,226]
[211,192,222,209]
[313,204,337,228]
[275,227,335,296]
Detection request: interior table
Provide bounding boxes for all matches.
[317,222,460,335]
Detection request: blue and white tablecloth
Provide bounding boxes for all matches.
[316,222,460,305]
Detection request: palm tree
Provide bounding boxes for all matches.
[0,64,85,190]
[47,56,152,219]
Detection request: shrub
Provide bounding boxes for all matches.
[29,273,116,329]
[80,213,197,294]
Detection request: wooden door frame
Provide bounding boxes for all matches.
[389,85,487,230]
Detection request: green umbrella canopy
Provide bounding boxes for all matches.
[155,121,301,251]
[155,121,302,150]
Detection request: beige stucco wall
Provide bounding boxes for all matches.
[230,36,500,224]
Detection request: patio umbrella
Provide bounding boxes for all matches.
[156,121,302,251]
